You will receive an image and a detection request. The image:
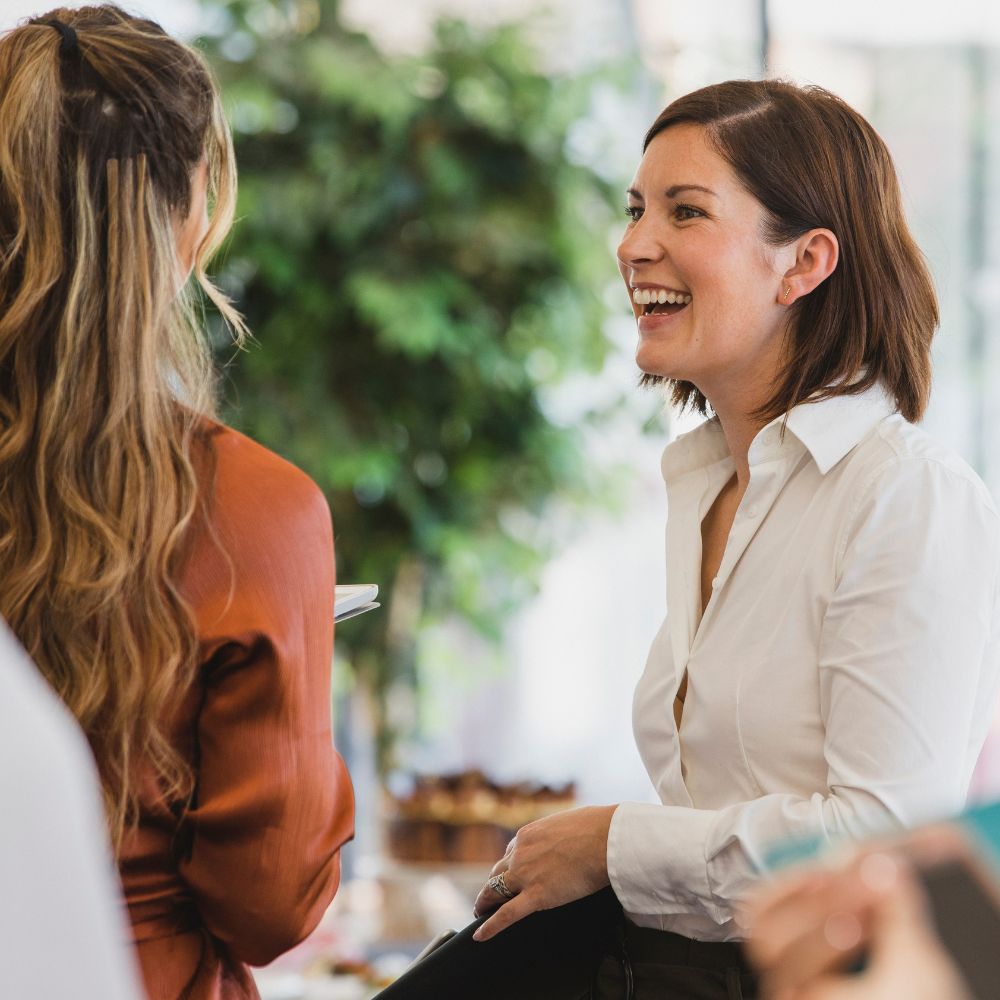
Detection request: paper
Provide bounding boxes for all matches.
[334,584,380,623]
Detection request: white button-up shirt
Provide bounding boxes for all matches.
[606,385,1000,941]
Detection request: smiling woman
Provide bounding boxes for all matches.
[627,81,937,426]
[375,79,1000,1000]
[618,120,832,412]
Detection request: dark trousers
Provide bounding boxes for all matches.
[593,919,758,1000]
[374,888,759,999]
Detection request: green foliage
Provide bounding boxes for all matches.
[198,0,621,765]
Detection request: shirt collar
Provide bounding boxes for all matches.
[661,383,898,484]
[782,383,897,475]
[661,416,729,485]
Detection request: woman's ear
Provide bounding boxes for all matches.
[778,228,839,305]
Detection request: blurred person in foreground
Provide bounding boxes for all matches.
[0,620,143,1000]
[0,7,354,999]
[744,825,987,1000]
[378,80,1000,999]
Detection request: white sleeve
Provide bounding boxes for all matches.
[607,457,1000,923]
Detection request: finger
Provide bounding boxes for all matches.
[472,893,499,920]
[473,870,521,918]
[754,855,904,995]
[791,971,862,1000]
[745,871,840,969]
[747,867,833,926]
[494,836,517,871]
[475,844,517,908]
[747,855,891,998]
[865,864,946,961]
[748,851,895,962]
[749,868,882,995]
[764,906,870,997]
[472,857,511,914]
[473,892,538,942]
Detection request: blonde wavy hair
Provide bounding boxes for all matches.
[0,5,245,848]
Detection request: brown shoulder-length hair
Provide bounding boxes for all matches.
[641,79,937,423]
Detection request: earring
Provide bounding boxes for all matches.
[783,285,791,301]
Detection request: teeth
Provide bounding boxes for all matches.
[632,288,692,307]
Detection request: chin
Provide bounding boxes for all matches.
[635,346,681,382]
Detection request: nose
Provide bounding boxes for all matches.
[616,216,664,272]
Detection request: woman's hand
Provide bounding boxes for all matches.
[744,848,971,1000]
[471,805,617,942]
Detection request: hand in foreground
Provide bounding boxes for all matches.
[471,804,617,942]
[743,846,970,1000]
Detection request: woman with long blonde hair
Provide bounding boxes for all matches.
[0,7,354,998]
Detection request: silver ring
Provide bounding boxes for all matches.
[487,871,516,899]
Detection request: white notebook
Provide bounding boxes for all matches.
[334,584,380,623]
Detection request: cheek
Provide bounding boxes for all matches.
[690,242,772,313]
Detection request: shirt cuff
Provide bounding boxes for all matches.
[607,800,723,920]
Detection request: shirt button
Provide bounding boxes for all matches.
[746,507,758,518]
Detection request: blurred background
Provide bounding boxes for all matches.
[5,0,1000,995]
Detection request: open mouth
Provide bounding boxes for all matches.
[632,288,692,317]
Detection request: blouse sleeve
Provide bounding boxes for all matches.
[177,435,355,966]
[608,455,1000,923]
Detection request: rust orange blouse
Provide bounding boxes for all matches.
[119,425,355,1000]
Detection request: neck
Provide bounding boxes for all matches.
[697,336,787,490]
[712,400,768,490]
[700,373,777,490]
[678,317,795,487]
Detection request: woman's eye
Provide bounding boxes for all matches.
[625,205,643,222]
[673,205,703,222]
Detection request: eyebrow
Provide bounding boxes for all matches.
[626,184,719,200]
